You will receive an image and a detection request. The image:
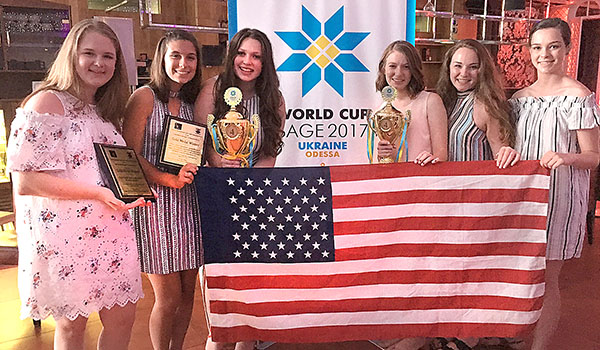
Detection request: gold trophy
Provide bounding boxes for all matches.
[207,87,260,167]
[367,86,411,163]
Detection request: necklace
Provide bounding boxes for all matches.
[168,90,180,98]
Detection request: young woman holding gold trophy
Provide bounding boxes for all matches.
[196,28,286,170]
[368,41,447,350]
[195,28,286,350]
[370,40,448,166]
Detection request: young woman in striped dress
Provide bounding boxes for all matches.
[122,30,203,350]
[510,18,600,350]
[433,39,520,350]
[195,28,286,350]
[437,39,519,168]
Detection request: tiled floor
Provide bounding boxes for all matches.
[1,231,599,350]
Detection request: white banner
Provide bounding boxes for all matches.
[228,0,415,166]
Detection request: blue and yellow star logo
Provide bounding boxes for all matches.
[275,6,370,97]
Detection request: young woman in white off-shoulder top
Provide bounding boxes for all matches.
[510,17,600,350]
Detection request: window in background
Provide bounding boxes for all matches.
[2,6,70,72]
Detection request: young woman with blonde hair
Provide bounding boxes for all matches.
[432,38,520,350]
[437,39,519,168]
[7,19,146,350]
[374,40,448,166]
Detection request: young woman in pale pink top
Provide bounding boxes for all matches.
[375,40,448,166]
[371,41,447,350]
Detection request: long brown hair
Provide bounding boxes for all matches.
[22,19,129,131]
[375,40,425,98]
[213,28,283,158]
[436,39,515,146]
[149,30,202,104]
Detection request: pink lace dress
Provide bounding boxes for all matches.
[6,91,143,320]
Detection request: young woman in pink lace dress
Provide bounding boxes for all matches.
[7,19,147,350]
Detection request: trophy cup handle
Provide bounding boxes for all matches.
[206,114,223,154]
[240,114,260,168]
[248,114,260,149]
[366,109,377,133]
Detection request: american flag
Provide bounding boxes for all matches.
[196,160,550,343]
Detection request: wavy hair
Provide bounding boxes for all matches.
[23,19,129,131]
[436,39,515,146]
[213,28,283,158]
[149,30,202,105]
[375,40,425,98]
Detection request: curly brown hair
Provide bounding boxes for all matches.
[375,40,425,98]
[436,39,515,146]
[212,28,283,158]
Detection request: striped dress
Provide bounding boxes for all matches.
[132,87,202,274]
[448,91,493,161]
[241,94,263,166]
[510,94,600,260]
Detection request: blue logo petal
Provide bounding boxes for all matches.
[302,63,321,97]
[335,32,370,50]
[325,7,344,40]
[335,54,369,72]
[302,6,321,41]
[325,64,344,97]
[275,32,311,51]
[278,53,311,72]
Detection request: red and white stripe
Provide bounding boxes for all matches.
[203,160,550,343]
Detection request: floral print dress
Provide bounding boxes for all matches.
[6,91,143,321]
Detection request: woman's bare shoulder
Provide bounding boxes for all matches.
[23,90,64,116]
[199,76,218,96]
[510,87,532,99]
[562,78,591,97]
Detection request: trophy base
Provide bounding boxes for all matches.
[378,157,394,164]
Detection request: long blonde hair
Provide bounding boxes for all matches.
[436,39,515,146]
[22,19,129,131]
